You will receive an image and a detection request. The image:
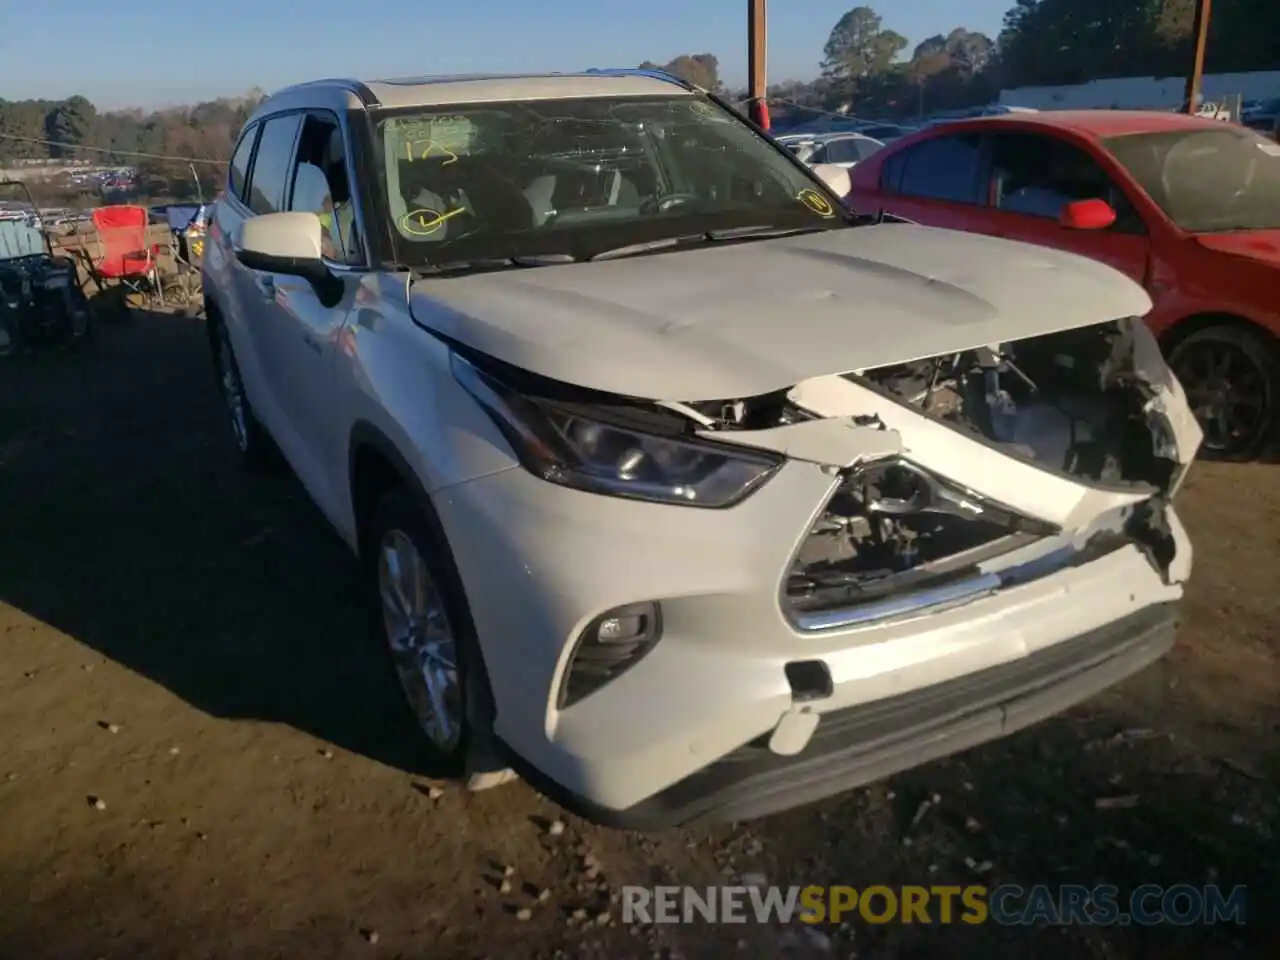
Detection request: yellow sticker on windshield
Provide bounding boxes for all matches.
[399,207,465,237]
[404,138,459,165]
[797,188,835,218]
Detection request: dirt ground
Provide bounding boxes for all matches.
[1,310,1276,960]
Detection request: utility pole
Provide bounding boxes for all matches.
[747,0,769,130]
[1183,0,1212,114]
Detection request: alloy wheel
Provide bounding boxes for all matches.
[1173,338,1271,456]
[377,529,463,753]
[216,334,250,453]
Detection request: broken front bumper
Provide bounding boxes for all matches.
[434,449,1190,823]
[532,602,1177,829]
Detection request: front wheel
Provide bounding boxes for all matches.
[210,316,271,465]
[0,308,20,359]
[366,489,485,772]
[1169,324,1277,460]
[63,285,95,348]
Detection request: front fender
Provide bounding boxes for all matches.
[343,278,520,499]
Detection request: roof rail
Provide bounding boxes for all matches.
[582,67,699,92]
[275,77,379,106]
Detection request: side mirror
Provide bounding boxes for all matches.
[236,211,328,279]
[1059,198,1116,231]
[810,163,851,199]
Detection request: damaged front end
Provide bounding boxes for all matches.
[676,316,1201,628]
[451,315,1198,633]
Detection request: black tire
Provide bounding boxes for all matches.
[61,286,95,349]
[364,487,489,774]
[1169,323,1278,461]
[209,314,272,466]
[0,308,20,359]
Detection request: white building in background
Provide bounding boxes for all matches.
[998,70,1280,111]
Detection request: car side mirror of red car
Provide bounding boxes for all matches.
[1059,198,1116,230]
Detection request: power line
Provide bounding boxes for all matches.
[0,133,228,165]
[764,97,879,124]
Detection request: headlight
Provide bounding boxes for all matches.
[451,353,781,507]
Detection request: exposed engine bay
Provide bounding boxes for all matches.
[857,322,1179,490]
[686,319,1180,488]
[678,319,1189,615]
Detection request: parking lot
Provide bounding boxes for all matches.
[1,309,1276,959]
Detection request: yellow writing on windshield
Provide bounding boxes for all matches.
[797,188,836,218]
[399,207,466,237]
[404,139,459,166]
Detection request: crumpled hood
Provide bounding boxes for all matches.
[409,222,1153,401]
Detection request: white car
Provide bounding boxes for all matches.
[202,70,1201,829]
[1195,101,1233,121]
[776,131,884,169]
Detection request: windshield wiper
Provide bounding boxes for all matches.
[588,234,707,261]
[705,224,826,241]
[588,226,829,263]
[415,254,575,277]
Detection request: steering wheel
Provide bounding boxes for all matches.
[641,192,701,214]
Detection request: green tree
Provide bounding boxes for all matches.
[997,0,1280,88]
[44,95,97,158]
[942,28,996,75]
[0,99,53,162]
[820,7,908,84]
[638,54,721,91]
[905,28,998,117]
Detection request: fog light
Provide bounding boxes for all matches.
[558,601,663,708]
[596,611,646,643]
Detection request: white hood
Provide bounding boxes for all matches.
[408,223,1153,401]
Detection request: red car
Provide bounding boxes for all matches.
[848,111,1280,458]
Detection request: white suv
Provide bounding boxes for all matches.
[202,70,1201,829]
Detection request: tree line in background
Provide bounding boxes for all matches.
[764,0,1280,124]
[2,0,1279,200]
[999,0,1278,88]
[0,89,264,202]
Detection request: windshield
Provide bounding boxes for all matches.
[372,95,848,265]
[1103,127,1280,232]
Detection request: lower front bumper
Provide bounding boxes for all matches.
[501,602,1177,830]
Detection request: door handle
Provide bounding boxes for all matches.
[255,274,275,301]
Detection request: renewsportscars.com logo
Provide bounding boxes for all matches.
[621,884,1248,927]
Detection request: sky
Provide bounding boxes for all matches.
[0,0,1009,110]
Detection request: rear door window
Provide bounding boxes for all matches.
[245,113,304,215]
[227,123,259,203]
[891,133,984,204]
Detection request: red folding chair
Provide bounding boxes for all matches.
[90,204,165,307]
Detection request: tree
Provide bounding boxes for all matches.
[0,99,52,161]
[997,0,1280,89]
[0,91,264,202]
[637,54,721,91]
[943,28,995,75]
[44,95,96,158]
[820,7,908,84]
